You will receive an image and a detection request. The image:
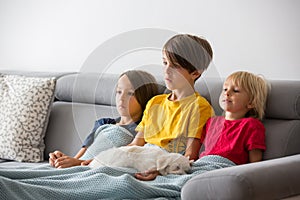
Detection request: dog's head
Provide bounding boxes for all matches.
[156,153,193,176]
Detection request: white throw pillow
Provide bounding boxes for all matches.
[0,74,56,162]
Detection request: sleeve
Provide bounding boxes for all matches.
[82,118,115,147]
[135,97,154,133]
[246,119,266,151]
[187,97,214,139]
[200,118,211,144]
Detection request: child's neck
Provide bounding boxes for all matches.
[169,87,195,101]
[224,112,246,120]
[118,115,139,125]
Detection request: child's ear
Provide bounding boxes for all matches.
[247,102,254,109]
[191,70,202,80]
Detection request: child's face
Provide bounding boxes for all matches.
[116,75,142,121]
[220,78,253,119]
[162,51,197,91]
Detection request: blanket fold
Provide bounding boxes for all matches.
[0,155,235,200]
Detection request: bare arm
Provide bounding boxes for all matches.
[184,138,201,161]
[249,149,263,163]
[74,147,87,159]
[128,131,146,146]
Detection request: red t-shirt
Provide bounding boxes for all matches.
[199,116,266,165]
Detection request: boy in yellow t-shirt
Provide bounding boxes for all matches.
[129,34,214,180]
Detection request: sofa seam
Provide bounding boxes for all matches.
[294,93,300,118]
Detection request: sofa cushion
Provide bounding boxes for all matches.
[55,73,120,106]
[265,80,300,120]
[0,74,56,162]
[55,73,166,106]
[181,154,300,200]
[263,119,300,160]
[195,77,224,115]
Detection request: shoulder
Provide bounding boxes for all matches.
[239,118,265,132]
[151,93,169,100]
[194,92,212,107]
[207,116,224,126]
[241,117,264,126]
[147,94,169,105]
[209,116,224,122]
[96,118,117,125]
[194,92,214,114]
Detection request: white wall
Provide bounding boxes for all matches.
[0,0,299,80]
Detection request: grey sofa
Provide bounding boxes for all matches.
[0,71,299,199]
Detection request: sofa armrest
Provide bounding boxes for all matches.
[181,154,300,200]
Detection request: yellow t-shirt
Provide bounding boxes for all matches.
[136,92,214,154]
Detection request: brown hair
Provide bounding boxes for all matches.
[226,71,269,120]
[120,70,159,111]
[163,34,213,76]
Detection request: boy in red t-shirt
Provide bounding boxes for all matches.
[199,71,268,164]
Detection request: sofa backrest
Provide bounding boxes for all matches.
[45,73,300,161]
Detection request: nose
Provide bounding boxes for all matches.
[118,92,126,102]
[163,64,174,75]
[224,89,230,96]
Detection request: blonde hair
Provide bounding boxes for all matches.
[226,71,269,120]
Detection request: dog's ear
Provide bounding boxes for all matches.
[156,155,172,176]
[184,156,194,165]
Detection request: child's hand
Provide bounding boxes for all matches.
[134,170,160,181]
[49,150,65,167]
[81,159,93,166]
[53,155,82,168]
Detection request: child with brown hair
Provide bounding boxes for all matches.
[136,71,269,180]
[49,70,159,168]
[128,34,215,179]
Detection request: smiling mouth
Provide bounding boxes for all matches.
[223,99,232,103]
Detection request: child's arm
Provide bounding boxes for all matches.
[249,149,263,163]
[81,159,93,166]
[74,147,87,159]
[184,138,201,161]
[128,131,146,146]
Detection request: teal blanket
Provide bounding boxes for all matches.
[80,124,135,160]
[0,155,235,200]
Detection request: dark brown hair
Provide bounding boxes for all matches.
[120,70,159,111]
[163,34,213,75]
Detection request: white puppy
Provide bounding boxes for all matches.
[89,146,193,175]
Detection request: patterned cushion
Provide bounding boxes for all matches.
[0,74,56,162]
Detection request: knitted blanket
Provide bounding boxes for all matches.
[80,124,135,160]
[0,155,235,200]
